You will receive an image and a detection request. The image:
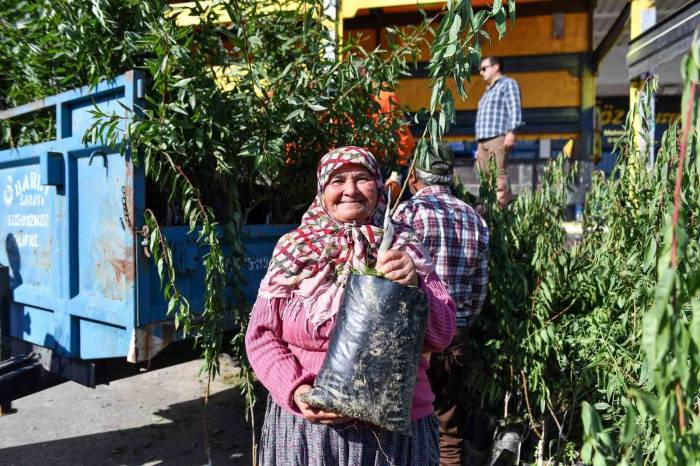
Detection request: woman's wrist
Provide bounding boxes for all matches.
[294,384,312,401]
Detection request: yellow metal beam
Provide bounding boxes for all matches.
[629,0,655,168]
[627,0,656,192]
[582,65,597,161]
[340,0,441,19]
[167,1,232,25]
[396,70,583,111]
[629,0,655,108]
[168,0,304,26]
[630,0,655,39]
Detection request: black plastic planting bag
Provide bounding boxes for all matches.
[300,273,429,433]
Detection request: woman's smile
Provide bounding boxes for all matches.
[322,164,379,224]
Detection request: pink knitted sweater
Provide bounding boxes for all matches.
[245,271,456,421]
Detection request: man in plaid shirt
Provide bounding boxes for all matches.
[475,56,523,207]
[394,143,489,466]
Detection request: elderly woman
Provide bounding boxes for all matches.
[245,146,456,465]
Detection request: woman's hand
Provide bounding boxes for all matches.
[376,250,419,287]
[293,384,352,425]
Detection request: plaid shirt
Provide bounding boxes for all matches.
[394,185,489,327]
[475,75,523,141]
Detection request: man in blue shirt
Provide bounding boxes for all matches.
[475,56,523,208]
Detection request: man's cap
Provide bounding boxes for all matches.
[416,142,454,176]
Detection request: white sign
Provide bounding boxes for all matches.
[3,172,49,208]
[3,171,51,249]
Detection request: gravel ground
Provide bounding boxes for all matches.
[0,355,265,466]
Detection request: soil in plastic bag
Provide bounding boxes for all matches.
[300,273,429,434]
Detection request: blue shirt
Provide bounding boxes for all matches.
[475,76,523,141]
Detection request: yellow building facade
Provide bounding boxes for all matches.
[342,0,595,158]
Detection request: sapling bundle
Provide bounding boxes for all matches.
[301,273,429,433]
[301,191,430,433]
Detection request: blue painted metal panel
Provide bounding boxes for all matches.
[240,224,296,300]
[138,224,294,327]
[1,72,143,359]
[1,71,294,362]
[79,319,129,359]
[595,151,617,177]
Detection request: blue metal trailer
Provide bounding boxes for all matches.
[0,71,291,391]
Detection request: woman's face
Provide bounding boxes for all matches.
[322,164,379,224]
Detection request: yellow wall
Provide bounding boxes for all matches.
[344,11,590,62]
[480,12,589,57]
[396,70,581,111]
[344,9,589,113]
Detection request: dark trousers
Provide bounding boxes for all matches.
[429,328,467,466]
[429,327,495,466]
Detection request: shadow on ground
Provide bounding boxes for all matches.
[1,384,267,466]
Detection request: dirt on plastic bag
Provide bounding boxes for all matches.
[300,273,429,434]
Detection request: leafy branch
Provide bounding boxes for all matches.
[392,0,516,212]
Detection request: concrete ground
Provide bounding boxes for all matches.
[0,355,265,466]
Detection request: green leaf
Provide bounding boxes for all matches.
[508,0,516,22]
[643,237,657,272]
[285,109,305,121]
[471,10,488,30]
[582,443,593,463]
[441,90,455,122]
[621,404,637,444]
[582,401,603,435]
[593,452,608,466]
[691,296,700,350]
[494,8,507,39]
[173,77,195,87]
[429,116,440,147]
[491,0,502,16]
[630,389,658,417]
[169,103,189,115]
[448,15,461,42]
[644,264,674,366]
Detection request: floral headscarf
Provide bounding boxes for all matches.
[257,146,434,330]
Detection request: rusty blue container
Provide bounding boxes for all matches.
[0,71,292,381]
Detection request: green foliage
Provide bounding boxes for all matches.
[1,0,511,386]
[10,1,698,463]
[0,0,436,401]
[580,40,700,466]
[394,0,513,205]
[0,0,158,147]
[453,45,699,463]
[1,0,512,460]
[456,152,579,462]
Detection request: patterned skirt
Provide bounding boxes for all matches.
[258,396,439,466]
